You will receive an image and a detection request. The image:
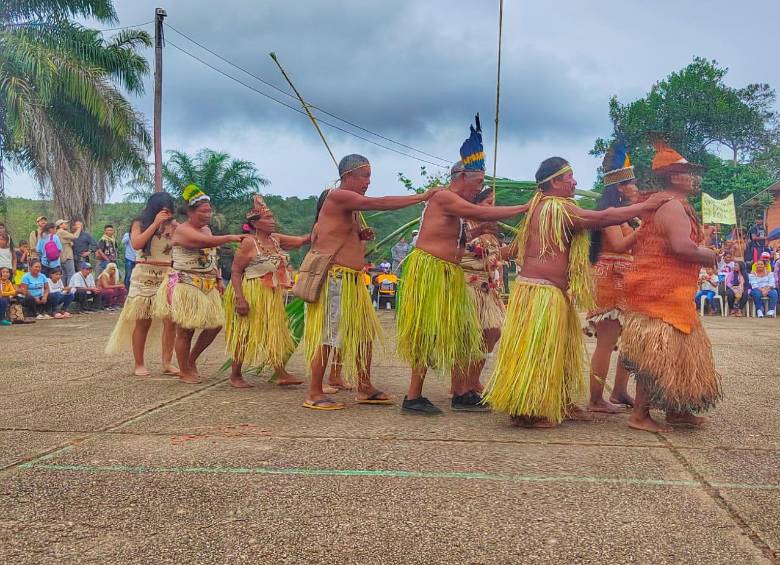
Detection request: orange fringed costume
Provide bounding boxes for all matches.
[587,224,633,325]
[620,141,721,414]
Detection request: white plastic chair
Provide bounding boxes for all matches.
[698,295,725,317]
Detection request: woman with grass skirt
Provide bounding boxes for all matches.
[224,195,310,388]
[153,184,245,384]
[105,192,179,377]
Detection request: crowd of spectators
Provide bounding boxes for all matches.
[0,217,129,325]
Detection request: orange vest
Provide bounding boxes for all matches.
[624,203,701,334]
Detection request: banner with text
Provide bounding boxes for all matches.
[702,193,737,225]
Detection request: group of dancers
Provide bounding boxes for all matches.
[105,118,722,432]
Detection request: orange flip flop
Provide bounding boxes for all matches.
[356,391,394,405]
[303,397,345,411]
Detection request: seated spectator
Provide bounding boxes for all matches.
[718,252,736,273]
[14,240,29,284]
[70,262,103,312]
[96,262,127,310]
[47,268,74,319]
[695,267,720,315]
[751,251,774,273]
[725,264,748,317]
[35,222,62,276]
[19,260,53,319]
[749,261,777,318]
[0,267,16,326]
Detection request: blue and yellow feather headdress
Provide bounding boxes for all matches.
[459,114,485,171]
[602,135,635,187]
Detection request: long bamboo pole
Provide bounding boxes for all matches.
[491,0,505,204]
[269,52,338,168]
[153,8,166,192]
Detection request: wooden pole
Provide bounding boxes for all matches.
[269,52,338,168]
[153,8,167,192]
[491,0,505,204]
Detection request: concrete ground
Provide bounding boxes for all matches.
[0,310,778,564]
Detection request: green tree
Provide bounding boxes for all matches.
[1,0,152,223]
[127,149,270,232]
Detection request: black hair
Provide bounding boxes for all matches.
[43,222,56,232]
[104,224,114,230]
[49,268,62,276]
[535,157,570,192]
[134,192,176,255]
[0,266,10,276]
[589,181,634,264]
[313,189,330,229]
[474,187,493,204]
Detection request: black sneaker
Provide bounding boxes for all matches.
[401,396,443,416]
[451,391,491,412]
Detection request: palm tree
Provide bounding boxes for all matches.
[0,0,151,222]
[126,149,270,231]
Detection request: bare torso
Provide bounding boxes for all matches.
[415,192,468,264]
[517,203,572,291]
[311,192,365,271]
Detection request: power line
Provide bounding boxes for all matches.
[166,40,449,169]
[97,21,154,32]
[164,23,451,166]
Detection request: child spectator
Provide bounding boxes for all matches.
[35,223,62,276]
[47,268,74,319]
[0,267,15,325]
[70,262,102,312]
[19,260,53,319]
[749,261,777,318]
[97,262,127,309]
[695,267,719,315]
[14,240,29,284]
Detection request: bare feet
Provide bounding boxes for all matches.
[609,393,635,407]
[177,372,201,385]
[229,375,254,388]
[327,377,355,391]
[323,385,339,395]
[133,366,151,377]
[666,412,708,427]
[588,399,628,414]
[628,413,673,433]
[162,365,180,376]
[275,370,304,386]
[566,404,596,421]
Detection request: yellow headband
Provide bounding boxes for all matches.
[537,164,572,186]
[339,163,370,178]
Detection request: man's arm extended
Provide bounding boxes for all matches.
[567,192,673,230]
[329,188,438,211]
[439,191,529,221]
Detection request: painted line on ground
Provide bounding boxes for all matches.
[18,462,780,491]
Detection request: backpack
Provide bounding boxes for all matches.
[44,235,61,262]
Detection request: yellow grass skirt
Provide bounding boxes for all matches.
[105,263,172,355]
[483,278,586,423]
[397,249,484,372]
[224,279,293,368]
[153,272,223,330]
[303,265,381,385]
[621,313,722,413]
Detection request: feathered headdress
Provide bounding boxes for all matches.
[459,114,485,171]
[182,183,210,207]
[246,194,272,220]
[602,135,635,186]
[650,137,702,174]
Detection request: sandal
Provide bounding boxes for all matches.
[356,391,394,405]
[303,397,345,411]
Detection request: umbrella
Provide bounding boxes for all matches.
[768,227,780,241]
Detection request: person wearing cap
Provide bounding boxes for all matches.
[751,250,773,273]
[105,192,179,377]
[373,261,399,309]
[397,116,531,415]
[224,195,310,388]
[302,154,436,411]
[28,216,48,260]
[69,262,102,312]
[585,138,640,413]
[153,184,245,384]
[410,229,419,246]
[482,157,670,428]
[621,138,722,432]
[55,219,76,285]
[748,260,777,318]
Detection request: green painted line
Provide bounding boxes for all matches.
[10,462,755,490]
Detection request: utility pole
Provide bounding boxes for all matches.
[153,8,167,192]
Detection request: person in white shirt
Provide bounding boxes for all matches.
[749,261,777,318]
[695,267,720,315]
[47,268,75,318]
[70,262,103,312]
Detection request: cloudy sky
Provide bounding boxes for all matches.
[7,0,780,201]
